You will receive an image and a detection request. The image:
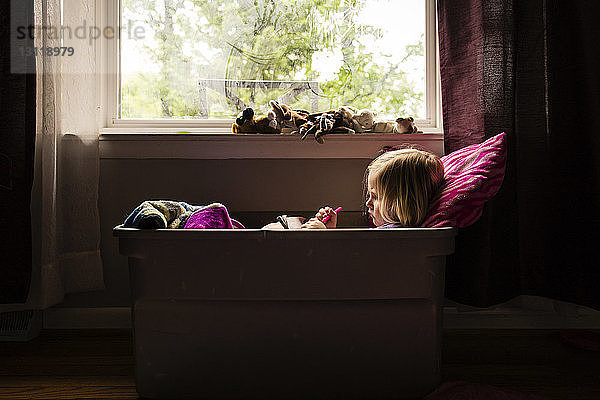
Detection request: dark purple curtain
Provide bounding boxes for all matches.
[438,0,600,309]
[0,1,36,303]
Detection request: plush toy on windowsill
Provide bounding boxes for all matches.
[295,105,377,144]
[371,116,420,133]
[231,100,310,134]
[295,107,421,142]
[272,100,311,132]
[298,109,356,144]
[231,102,279,134]
[337,106,375,133]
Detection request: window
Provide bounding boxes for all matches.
[105,0,440,132]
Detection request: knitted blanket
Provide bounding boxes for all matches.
[123,200,244,229]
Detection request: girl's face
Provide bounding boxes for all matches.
[366,172,385,227]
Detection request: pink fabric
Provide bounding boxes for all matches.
[184,204,245,229]
[422,132,507,228]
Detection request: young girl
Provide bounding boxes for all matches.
[301,148,445,229]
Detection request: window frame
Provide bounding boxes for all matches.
[99,0,441,134]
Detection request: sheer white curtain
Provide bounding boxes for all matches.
[31,0,103,308]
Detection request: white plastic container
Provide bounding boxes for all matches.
[113,226,456,399]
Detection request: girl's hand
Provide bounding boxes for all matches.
[301,217,327,229]
[316,206,337,229]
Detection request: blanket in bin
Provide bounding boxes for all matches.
[123,200,245,229]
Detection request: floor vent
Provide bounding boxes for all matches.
[0,310,42,341]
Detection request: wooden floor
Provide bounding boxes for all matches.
[0,329,598,399]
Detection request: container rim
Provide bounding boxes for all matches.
[113,225,457,240]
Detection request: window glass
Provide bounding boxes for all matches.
[121,0,426,120]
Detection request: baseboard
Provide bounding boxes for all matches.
[443,307,600,329]
[444,295,600,329]
[43,303,600,330]
[43,307,132,329]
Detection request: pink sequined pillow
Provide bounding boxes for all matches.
[421,132,507,228]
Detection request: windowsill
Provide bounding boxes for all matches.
[99,131,444,160]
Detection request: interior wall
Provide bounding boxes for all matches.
[58,158,373,307]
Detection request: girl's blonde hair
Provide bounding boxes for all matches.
[366,148,445,227]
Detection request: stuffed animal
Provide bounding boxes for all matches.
[271,100,311,131]
[371,120,397,133]
[354,109,375,132]
[231,107,280,134]
[371,116,419,133]
[394,117,419,133]
[296,106,372,143]
[337,106,358,128]
[232,100,312,134]
[338,106,375,133]
[299,110,355,144]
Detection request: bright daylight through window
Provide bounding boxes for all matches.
[119,0,431,124]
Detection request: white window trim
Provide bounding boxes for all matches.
[98,0,442,135]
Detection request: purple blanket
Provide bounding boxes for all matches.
[184,203,245,229]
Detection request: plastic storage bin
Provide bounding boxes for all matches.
[113,226,456,399]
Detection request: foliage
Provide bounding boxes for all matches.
[121,0,425,119]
